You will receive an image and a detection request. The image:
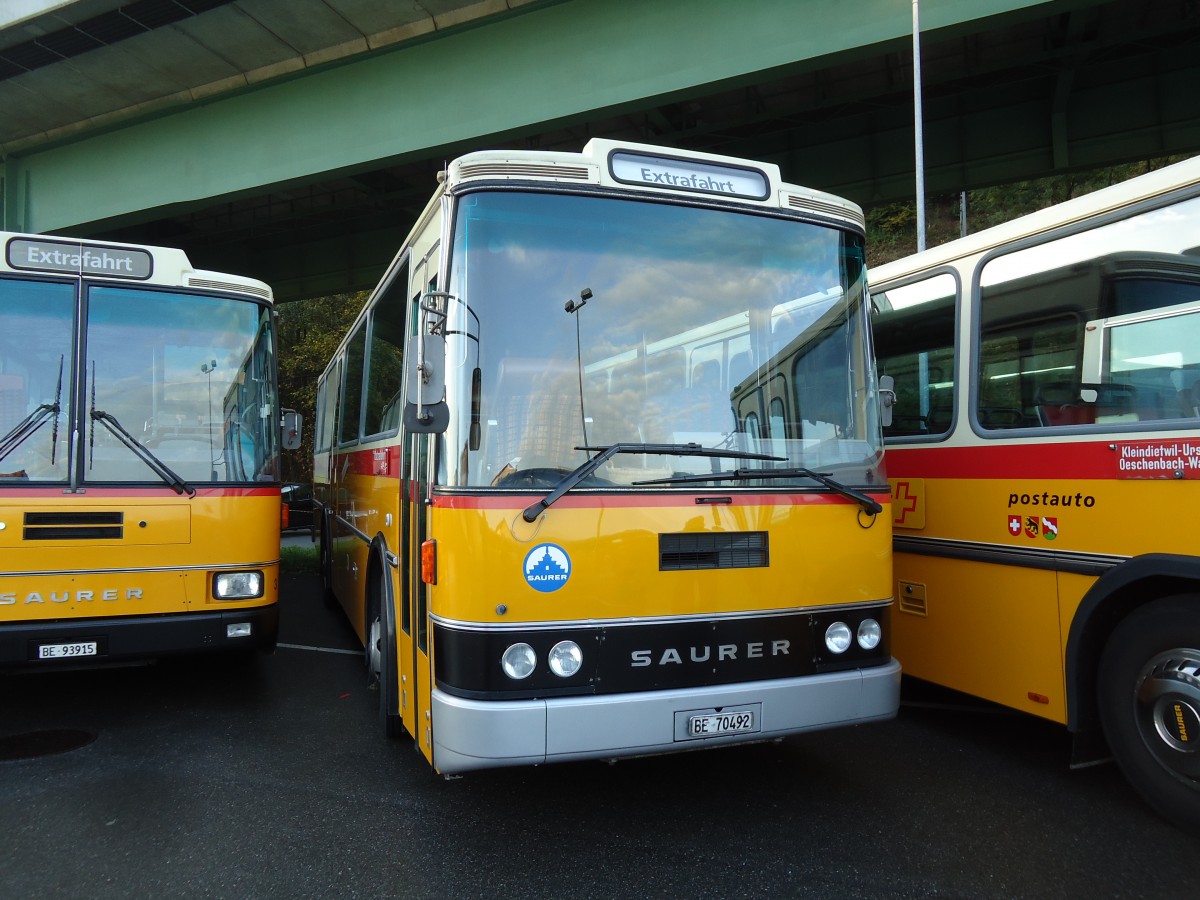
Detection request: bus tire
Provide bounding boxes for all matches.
[1097,596,1200,833]
[366,568,404,739]
[319,512,336,608]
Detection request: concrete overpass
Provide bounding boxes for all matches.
[2,0,1199,300]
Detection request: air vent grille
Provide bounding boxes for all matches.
[784,194,866,229]
[24,511,123,541]
[187,278,272,300]
[457,163,593,182]
[659,531,768,571]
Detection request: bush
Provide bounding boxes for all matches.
[281,543,318,575]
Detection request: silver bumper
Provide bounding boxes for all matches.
[431,658,901,774]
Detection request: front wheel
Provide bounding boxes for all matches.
[1098,596,1200,832]
[366,570,404,739]
[318,510,336,608]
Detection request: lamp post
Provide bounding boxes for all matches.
[913,0,926,252]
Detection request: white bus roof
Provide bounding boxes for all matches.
[1,231,273,301]
[446,138,865,232]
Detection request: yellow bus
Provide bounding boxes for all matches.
[870,156,1200,830]
[0,232,300,667]
[314,139,899,774]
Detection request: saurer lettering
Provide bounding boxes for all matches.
[0,588,144,605]
[631,640,790,667]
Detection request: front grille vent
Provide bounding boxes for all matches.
[24,511,123,541]
[659,531,768,571]
[456,162,594,182]
[783,193,866,229]
[187,277,272,300]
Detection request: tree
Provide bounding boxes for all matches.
[866,156,1186,268]
[276,292,366,482]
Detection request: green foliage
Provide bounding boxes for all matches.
[281,543,318,574]
[866,156,1188,269]
[276,291,367,482]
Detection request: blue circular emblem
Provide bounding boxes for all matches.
[523,543,571,593]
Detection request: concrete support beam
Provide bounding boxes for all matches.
[3,0,1048,234]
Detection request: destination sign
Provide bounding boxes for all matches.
[7,237,153,280]
[609,150,770,200]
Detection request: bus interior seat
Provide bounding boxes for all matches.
[1171,367,1200,417]
[1037,382,1144,426]
[1182,378,1200,418]
[1036,382,1094,427]
[978,407,1028,428]
[1092,384,1139,423]
[885,414,929,437]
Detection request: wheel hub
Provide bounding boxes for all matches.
[1136,650,1200,779]
[368,616,383,681]
[1152,695,1199,752]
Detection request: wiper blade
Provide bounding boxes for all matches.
[0,355,64,465]
[90,408,196,497]
[0,402,58,462]
[634,466,884,515]
[521,442,784,522]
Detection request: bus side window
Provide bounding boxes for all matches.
[871,274,957,439]
[363,284,407,438]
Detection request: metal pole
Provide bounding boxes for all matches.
[912,0,926,252]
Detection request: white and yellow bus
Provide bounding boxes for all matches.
[871,156,1200,830]
[314,139,898,774]
[0,232,299,667]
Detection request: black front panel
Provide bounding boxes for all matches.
[434,605,891,700]
[0,607,279,667]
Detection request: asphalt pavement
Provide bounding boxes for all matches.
[1,569,1198,899]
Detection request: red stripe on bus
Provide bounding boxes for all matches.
[432,491,883,510]
[885,439,1161,479]
[0,486,281,498]
[338,446,402,477]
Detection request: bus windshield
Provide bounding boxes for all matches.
[442,190,879,488]
[0,278,278,485]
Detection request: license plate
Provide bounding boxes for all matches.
[37,641,98,660]
[688,709,756,738]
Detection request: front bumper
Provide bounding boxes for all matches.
[0,605,279,667]
[431,657,901,774]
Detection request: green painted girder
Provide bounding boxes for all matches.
[3,0,1054,235]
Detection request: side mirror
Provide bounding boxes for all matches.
[878,375,896,428]
[281,409,303,450]
[403,292,451,433]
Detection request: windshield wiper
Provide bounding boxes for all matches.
[0,402,59,463]
[521,442,784,522]
[0,356,64,465]
[90,408,196,497]
[634,466,884,515]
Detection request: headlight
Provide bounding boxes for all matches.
[501,643,537,680]
[213,570,264,600]
[548,641,583,678]
[857,618,882,650]
[825,622,852,654]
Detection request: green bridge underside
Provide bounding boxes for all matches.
[4,0,1198,300]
